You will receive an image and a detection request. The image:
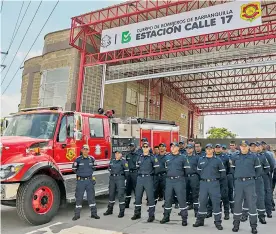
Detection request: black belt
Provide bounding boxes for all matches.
[138,174,152,177]
[77,176,92,180]
[167,176,182,179]
[129,169,137,173]
[201,178,218,182]
[187,174,197,177]
[110,174,124,176]
[157,172,166,176]
[237,177,254,181]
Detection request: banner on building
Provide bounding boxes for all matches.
[100,1,262,53]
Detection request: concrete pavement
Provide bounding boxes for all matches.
[1,195,276,234]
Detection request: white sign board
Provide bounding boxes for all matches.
[100,1,262,53]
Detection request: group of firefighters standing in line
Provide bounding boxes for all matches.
[72,139,276,234]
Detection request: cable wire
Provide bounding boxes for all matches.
[0,0,4,14]
[1,1,42,83]
[2,1,32,64]
[2,0,60,95]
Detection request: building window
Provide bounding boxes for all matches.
[89,118,104,138]
[126,88,137,106]
[39,67,69,109]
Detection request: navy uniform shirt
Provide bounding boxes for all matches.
[165,153,190,177]
[197,156,226,180]
[216,153,231,174]
[155,153,168,174]
[126,150,139,170]
[186,154,200,175]
[72,155,96,177]
[136,154,159,175]
[108,158,129,177]
[231,152,261,178]
[257,152,270,175]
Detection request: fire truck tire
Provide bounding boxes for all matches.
[16,174,60,225]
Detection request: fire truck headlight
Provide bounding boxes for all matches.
[0,163,24,180]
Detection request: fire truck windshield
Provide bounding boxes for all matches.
[3,113,58,139]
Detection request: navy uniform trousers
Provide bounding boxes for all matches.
[186,174,200,214]
[227,173,235,211]
[233,179,257,228]
[164,177,188,220]
[198,180,222,222]
[207,177,229,216]
[107,175,126,210]
[125,171,137,205]
[154,173,166,201]
[242,176,266,218]
[262,173,273,215]
[75,178,97,215]
[134,175,155,217]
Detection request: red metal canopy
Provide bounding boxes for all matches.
[70,0,276,116]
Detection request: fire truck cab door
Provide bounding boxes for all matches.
[87,117,109,165]
[54,114,84,171]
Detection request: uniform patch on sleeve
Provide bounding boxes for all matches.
[154,158,158,162]
[125,163,128,167]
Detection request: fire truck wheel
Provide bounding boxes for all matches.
[16,174,60,225]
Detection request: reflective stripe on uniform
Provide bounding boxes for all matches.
[89,204,96,207]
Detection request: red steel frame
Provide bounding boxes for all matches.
[70,0,276,121]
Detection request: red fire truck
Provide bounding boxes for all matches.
[0,106,179,225]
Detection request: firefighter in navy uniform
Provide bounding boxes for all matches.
[131,141,159,222]
[137,138,153,155]
[185,144,200,217]
[231,140,262,234]
[222,144,235,213]
[160,142,190,226]
[154,143,167,203]
[193,144,225,230]
[104,150,129,218]
[72,145,100,220]
[216,144,231,220]
[241,142,270,224]
[260,141,275,218]
[125,143,139,208]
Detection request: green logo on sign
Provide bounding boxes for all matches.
[121,31,131,44]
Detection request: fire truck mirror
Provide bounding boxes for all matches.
[74,130,83,141]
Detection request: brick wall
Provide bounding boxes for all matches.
[31,72,41,107]
[20,75,29,109]
[162,96,189,137]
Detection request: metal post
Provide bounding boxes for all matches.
[159,80,164,120]
[100,64,107,108]
[147,79,150,119]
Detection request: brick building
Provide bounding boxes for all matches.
[20,29,204,139]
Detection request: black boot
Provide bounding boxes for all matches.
[267,213,272,218]
[193,219,204,227]
[91,214,100,219]
[251,227,258,234]
[206,212,212,218]
[232,220,240,232]
[118,209,125,218]
[240,214,248,222]
[72,214,80,221]
[147,216,155,222]
[104,207,113,216]
[258,216,266,224]
[174,202,179,209]
[215,221,223,230]
[182,219,188,226]
[131,214,141,220]
[160,215,170,224]
[224,213,230,220]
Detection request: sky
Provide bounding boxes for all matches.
[1,0,276,138]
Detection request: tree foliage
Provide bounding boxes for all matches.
[206,127,237,139]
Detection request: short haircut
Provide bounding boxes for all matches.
[195,142,201,146]
[154,145,159,149]
[230,141,236,144]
